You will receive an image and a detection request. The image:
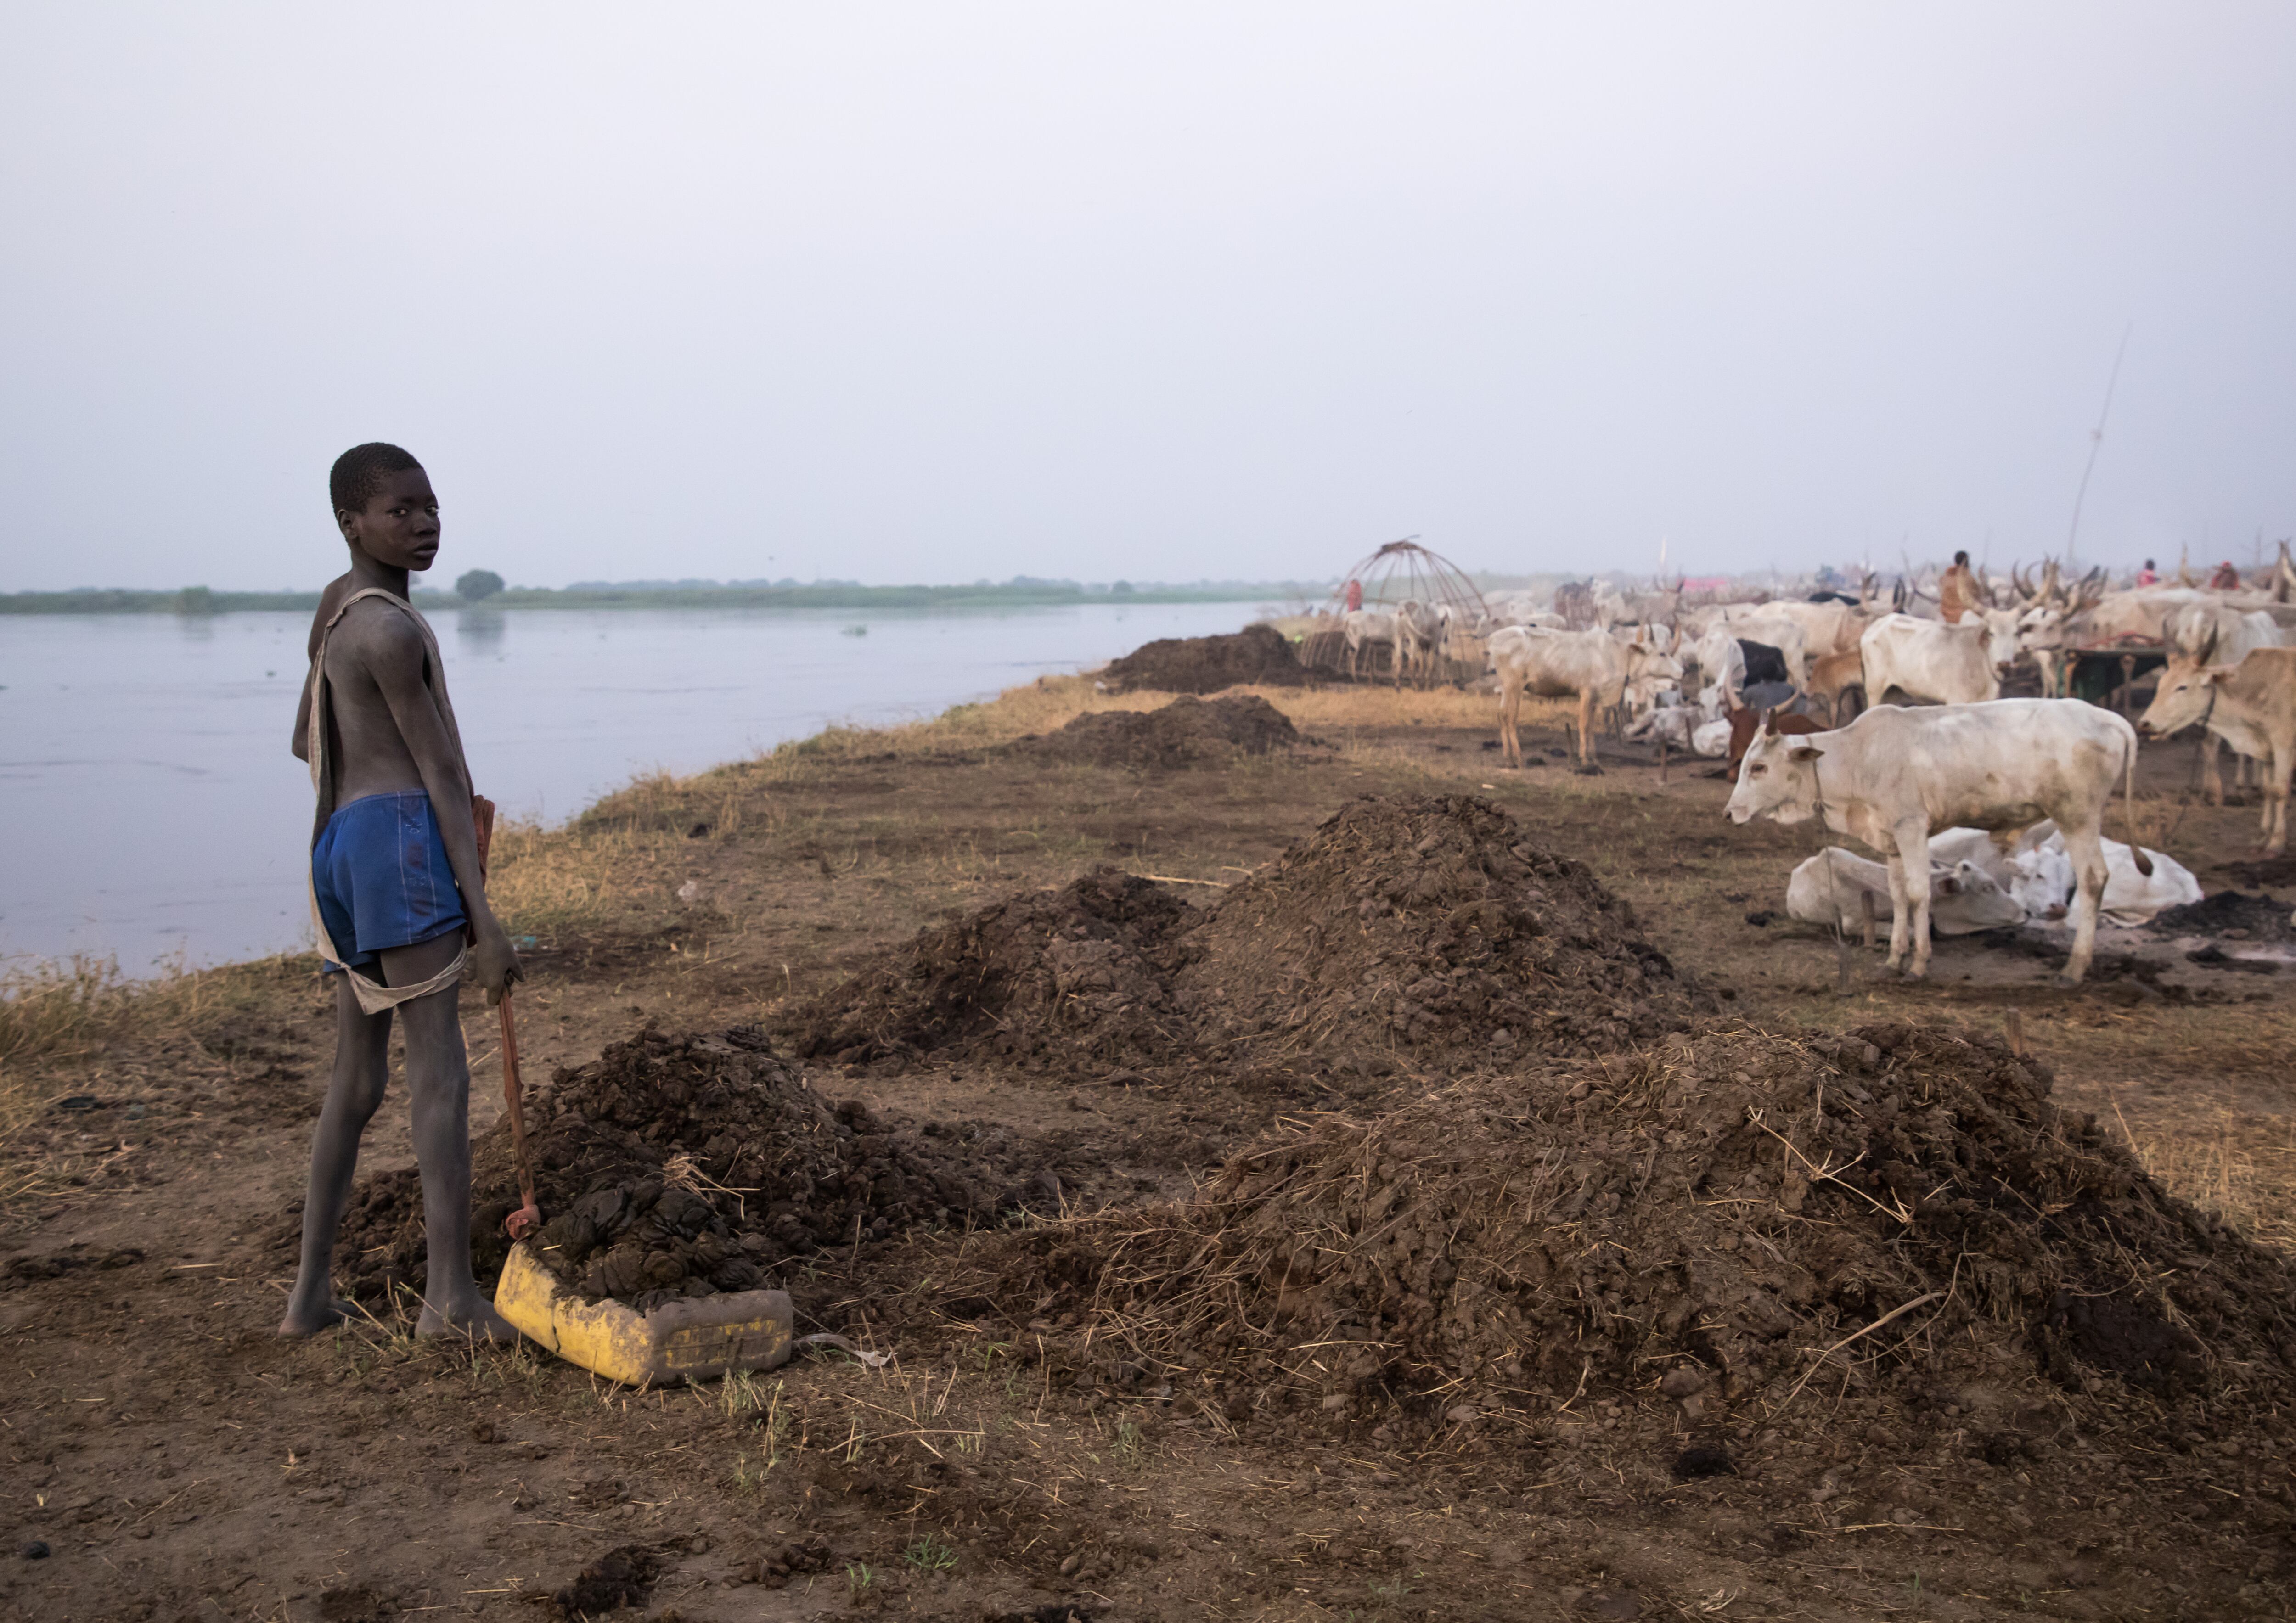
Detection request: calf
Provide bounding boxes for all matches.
[2137,645,2296,853]
[1806,648,1866,724]
[1726,700,2149,981]
[1786,848,2026,936]
[1341,609,1395,680]
[1490,625,1682,768]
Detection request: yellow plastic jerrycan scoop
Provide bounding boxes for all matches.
[494,1240,792,1385]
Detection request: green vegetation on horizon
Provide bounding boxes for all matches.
[0,578,1328,616]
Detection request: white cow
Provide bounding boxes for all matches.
[1393,601,1445,686]
[1786,848,2026,936]
[1491,625,1683,768]
[1342,609,1396,680]
[1926,823,2200,926]
[1726,700,2151,982]
[1624,702,1701,753]
[1733,598,1872,661]
[1858,613,2016,706]
[1997,828,2200,926]
[1685,623,1749,701]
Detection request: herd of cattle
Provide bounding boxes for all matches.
[1327,555,2296,982]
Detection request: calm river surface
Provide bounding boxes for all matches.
[0,601,1255,973]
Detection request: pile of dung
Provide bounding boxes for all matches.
[975,1022,2296,1450]
[2149,890,2295,943]
[325,1025,998,1307]
[786,795,1703,1076]
[1012,693,1304,769]
[1097,623,1307,694]
[1173,795,1705,1061]
[784,868,1196,1074]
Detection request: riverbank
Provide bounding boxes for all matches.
[5,672,2294,1620]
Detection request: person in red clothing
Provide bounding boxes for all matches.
[2211,560,2242,590]
[2136,558,2159,586]
[1345,578,1363,612]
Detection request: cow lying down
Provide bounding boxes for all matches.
[1786,847,2025,935]
[1787,823,2201,936]
[1930,823,2201,927]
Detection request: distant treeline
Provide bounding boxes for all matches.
[0,578,1328,615]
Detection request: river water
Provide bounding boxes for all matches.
[0,601,1256,974]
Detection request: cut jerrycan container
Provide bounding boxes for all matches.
[494,1241,792,1385]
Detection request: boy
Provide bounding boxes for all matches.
[278,442,523,1340]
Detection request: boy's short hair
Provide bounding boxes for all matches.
[1953,550,1970,566]
[330,443,425,516]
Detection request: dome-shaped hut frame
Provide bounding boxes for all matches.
[1304,539,1491,683]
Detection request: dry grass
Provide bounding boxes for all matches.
[2099,1097,2296,1253]
[737,672,1569,774]
[0,951,321,1205]
[485,812,696,938]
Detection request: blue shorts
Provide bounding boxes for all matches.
[312,791,468,974]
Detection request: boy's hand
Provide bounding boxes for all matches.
[473,921,524,1006]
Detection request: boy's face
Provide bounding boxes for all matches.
[338,467,441,573]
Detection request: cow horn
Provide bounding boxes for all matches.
[1762,708,1779,737]
[2200,624,2220,665]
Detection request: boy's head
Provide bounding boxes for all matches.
[331,442,439,573]
[1953,550,1970,567]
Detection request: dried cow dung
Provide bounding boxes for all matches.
[972,1022,2296,1449]
[1174,794,1705,1061]
[1098,623,1308,694]
[1012,693,1304,769]
[786,794,1706,1075]
[785,866,1196,1073]
[321,1025,997,1306]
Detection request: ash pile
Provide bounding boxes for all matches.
[1009,693,1306,770]
[325,1025,1005,1308]
[786,794,1707,1077]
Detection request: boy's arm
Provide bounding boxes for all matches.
[344,610,523,1001]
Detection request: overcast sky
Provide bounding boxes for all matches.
[3,5,2291,591]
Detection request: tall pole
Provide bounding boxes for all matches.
[2066,323,2133,570]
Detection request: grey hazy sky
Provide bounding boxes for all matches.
[4,5,2291,590]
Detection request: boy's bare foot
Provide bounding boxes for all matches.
[277,1298,362,1337]
[416,1299,523,1344]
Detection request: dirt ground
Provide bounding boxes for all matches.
[6,668,2296,1622]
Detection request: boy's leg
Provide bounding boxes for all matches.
[279,977,394,1336]
[382,932,519,1341]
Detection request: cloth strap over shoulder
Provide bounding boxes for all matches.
[305,587,472,1015]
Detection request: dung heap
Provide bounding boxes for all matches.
[1097,623,1307,694]
[1011,693,1305,770]
[785,867,1196,1075]
[787,794,1706,1076]
[982,1022,2296,1453]
[1176,794,1704,1062]
[326,1025,1001,1308]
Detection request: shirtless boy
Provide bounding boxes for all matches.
[278,442,523,1340]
